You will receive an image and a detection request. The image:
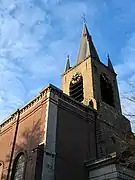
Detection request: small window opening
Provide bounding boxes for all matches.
[89,100,94,108]
[70,73,84,102]
[100,73,114,107]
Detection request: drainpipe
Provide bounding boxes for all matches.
[6,109,20,180]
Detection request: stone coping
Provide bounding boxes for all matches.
[85,152,117,170]
[0,84,95,129]
[0,84,50,128]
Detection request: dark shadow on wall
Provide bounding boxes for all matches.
[2,118,44,180]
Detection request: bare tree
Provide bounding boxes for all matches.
[113,81,135,169]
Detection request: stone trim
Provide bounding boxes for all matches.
[41,89,58,180]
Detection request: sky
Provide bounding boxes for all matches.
[0,0,135,129]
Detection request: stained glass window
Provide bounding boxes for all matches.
[11,153,25,180]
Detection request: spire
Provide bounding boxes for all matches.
[107,54,115,73]
[65,55,71,72]
[77,23,100,64]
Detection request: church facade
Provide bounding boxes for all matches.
[0,24,135,180]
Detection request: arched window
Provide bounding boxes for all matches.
[11,153,25,180]
[69,73,84,102]
[100,73,114,107]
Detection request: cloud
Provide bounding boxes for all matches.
[0,0,54,120]
[0,0,135,134]
[0,0,98,121]
[114,32,135,130]
[115,32,135,81]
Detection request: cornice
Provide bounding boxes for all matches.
[0,84,50,129]
[0,83,96,129]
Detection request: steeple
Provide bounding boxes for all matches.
[107,54,115,73]
[65,55,71,72]
[77,23,100,64]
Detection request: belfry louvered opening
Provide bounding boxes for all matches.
[100,73,114,107]
[70,73,84,102]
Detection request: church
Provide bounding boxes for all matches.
[0,23,135,180]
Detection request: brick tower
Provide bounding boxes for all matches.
[62,23,121,113]
[62,23,131,157]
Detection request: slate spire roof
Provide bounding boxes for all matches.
[107,54,115,73]
[77,23,100,64]
[65,55,71,72]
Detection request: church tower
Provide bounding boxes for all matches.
[62,23,132,158]
[62,23,121,113]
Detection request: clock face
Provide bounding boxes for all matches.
[71,73,82,84]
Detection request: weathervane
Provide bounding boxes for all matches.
[82,13,87,24]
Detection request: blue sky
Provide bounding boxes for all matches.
[0,0,135,128]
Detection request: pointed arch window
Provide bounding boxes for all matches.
[11,152,25,180]
[100,73,114,107]
[69,73,84,102]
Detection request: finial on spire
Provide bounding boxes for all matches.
[82,13,87,24]
[65,55,71,72]
[107,54,110,61]
[107,54,115,73]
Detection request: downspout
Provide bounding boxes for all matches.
[6,109,20,180]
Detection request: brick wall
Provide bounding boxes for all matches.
[55,99,96,180]
[0,93,47,180]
